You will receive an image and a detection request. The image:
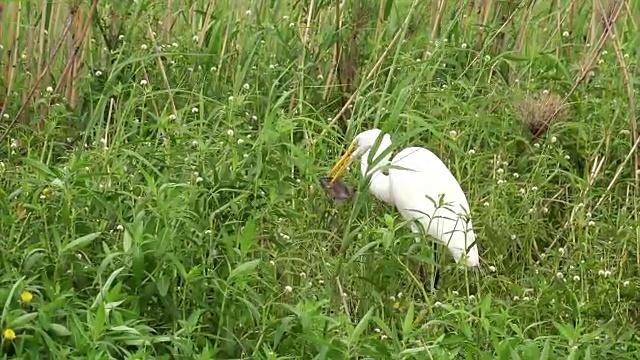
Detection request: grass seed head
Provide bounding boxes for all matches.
[517,92,568,139]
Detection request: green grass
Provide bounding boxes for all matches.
[0,0,639,358]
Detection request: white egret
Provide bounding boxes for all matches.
[327,128,480,286]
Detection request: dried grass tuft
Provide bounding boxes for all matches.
[517,92,569,139]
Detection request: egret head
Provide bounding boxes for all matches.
[327,128,390,183]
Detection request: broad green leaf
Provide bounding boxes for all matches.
[48,323,72,336]
[350,307,374,345]
[23,249,46,272]
[1,277,25,326]
[61,232,101,256]
[91,267,125,309]
[9,312,38,327]
[228,259,261,281]
[238,219,257,259]
[540,339,550,360]
[402,301,415,339]
[156,275,170,296]
[123,229,132,252]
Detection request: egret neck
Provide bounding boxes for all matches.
[360,134,393,204]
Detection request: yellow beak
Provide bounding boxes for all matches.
[327,144,356,184]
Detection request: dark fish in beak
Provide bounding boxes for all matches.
[320,176,354,202]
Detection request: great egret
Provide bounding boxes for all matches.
[327,128,480,287]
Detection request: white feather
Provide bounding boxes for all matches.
[351,128,480,266]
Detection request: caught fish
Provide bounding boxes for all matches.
[320,176,354,202]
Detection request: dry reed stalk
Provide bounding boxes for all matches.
[190,2,197,37]
[462,0,480,31]
[25,10,36,102]
[429,0,446,40]
[103,97,115,149]
[164,0,174,42]
[514,0,535,54]
[66,3,84,108]
[555,0,562,58]
[0,3,5,110]
[594,135,640,209]
[374,0,386,40]
[622,0,637,30]
[596,0,638,177]
[458,7,521,80]
[36,1,48,81]
[321,0,420,134]
[1,3,21,119]
[338,1,361,96]
[198,0,216,49]
[215,23,231,78]
[146,23,177,116]
[63,4,75,104]
[321,0,344,101]
[474,0,493,48]
[480,0,492,24]
[492,0,517,54]
[35,0,51,128]
[563,0,624,101]
[536,1,568,53]
[55,0,98,100]
[564,0,578,58]
[48,1,62,72]
[464,0,479,17]
[569,0,577,40]
[588,0,599,45]
[332,0,365,126]
[0,11,74,144]
[302,0,316,46]
[288,0,318,115]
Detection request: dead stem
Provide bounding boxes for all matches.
[0,7,76,143]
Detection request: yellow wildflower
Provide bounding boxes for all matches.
[3,329,16,340]
[21,291,33,304]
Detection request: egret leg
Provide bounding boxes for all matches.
[410,224,440,290]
